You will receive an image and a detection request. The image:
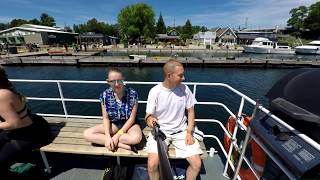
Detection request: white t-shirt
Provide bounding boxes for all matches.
[146,83,197,134]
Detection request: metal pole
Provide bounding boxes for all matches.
[40,151,51,174]
[223,97,244,177]
[57,82,68,118]
[232,126,252,180]
[233,101,260,180]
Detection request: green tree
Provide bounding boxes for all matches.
[73,24,80,33]
[287,6,308,30]
[73,19,118,36]
[9,19,28,27]
[304,2,320,38]
[86,18,105,33]
[118,3,155,43]
[29,18,40,25]
[156,13,166,34]
[181,19,193,40]
[200,26,208,32]
[40,13,56,26]
[0,23,9,30]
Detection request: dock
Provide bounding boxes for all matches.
[1,55,320,68]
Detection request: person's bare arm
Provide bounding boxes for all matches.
[185,106,195,145]
[0,91,21,130]
[118,103,138,133]
[145,113,157,128]
[111,103,138,143]
[101,104,114,151]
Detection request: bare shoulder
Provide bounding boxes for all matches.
[0,89,15,101]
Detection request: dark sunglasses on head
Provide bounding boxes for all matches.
[108,79,124,85]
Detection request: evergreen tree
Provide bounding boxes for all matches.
[182,19,193,40]
[156,13,166,34]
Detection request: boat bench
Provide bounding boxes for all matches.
[39,117,208,173]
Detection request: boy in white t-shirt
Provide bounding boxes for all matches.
[145,60,202,180]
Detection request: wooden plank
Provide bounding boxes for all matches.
[41,143,148,157]
[44,117,102,124]
[41,142,207,159]
[51,131,83,138]
[50,122,98,129]
[42,117,208,159]
[50,126,88,132]
[51,137,91,145]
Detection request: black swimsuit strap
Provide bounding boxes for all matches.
[19,109,31,119]
[17,104,27,114]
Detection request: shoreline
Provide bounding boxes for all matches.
[1,55,319,68]
[1,49,319,68]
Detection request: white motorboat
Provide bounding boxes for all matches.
[129,54,147,61]
[295,40,320,55]
[243,37,294,54]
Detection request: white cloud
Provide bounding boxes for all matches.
[177,0,316,28]
[0,16,14,23]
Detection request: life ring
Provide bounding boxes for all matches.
[224,115,266,180]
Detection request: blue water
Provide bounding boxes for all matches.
[5,66,293,144]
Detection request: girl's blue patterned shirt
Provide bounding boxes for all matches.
[99,86,138,125]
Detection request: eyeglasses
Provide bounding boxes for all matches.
[108,79,124,85]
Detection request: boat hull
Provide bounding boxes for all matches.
[243,46,294,54]
[295,48,320,55]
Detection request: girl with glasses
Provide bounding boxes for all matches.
[83,67,142,152]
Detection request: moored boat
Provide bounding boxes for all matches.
[243,37,294,54]
[295,40,320,55]
[128,54,147,61]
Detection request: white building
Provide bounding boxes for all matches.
[193,31,216,45]
[0,24,77,45]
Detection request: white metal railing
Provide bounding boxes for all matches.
[10,79,320,179]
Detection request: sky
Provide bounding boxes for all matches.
[0,0,317,29]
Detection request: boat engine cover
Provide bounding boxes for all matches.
[250,111,320,178]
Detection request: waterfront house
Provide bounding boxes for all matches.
[213,27,237,45]
[0,24,78,45]
[75,32,119,46]
[193,31,216,46]
[156,29,180,45]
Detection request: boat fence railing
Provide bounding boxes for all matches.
[10,79,320,180]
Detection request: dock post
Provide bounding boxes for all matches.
[75,59,80,66]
